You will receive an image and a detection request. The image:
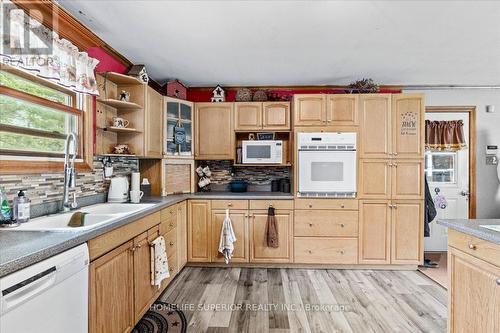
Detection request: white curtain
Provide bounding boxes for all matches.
[0,4,100,95]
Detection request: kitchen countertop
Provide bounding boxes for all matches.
[0,192,294,277]
[437,219,500,245]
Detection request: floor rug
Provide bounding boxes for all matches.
[132,301,187,333]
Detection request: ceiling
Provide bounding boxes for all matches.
[57,0,500,87]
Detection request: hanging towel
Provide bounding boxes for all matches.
[218,209,237,264]
[150,236,170,288]
[266,206,279,248]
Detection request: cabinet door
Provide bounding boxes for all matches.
[392,94,425,159]
[177,201,188,268]
[234,102,262,130]
[358,159,391,199]
[262,102,290,130]
[89,241,134,333]
[133,229,159,321]
[293,94,326,126]
[448,248,500,333]
[195,103,234,160]
[211,210,249,263]
[249,210,293,263]
[326,94,358,125]
[359,94,392,158]
[391,201,423,264]
[359,200,391,264]
[392,159,424,199]
[188,200,211,262]
[145,87,163,157]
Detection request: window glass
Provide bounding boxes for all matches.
[180,103,191,120]
[167,102,179,118]
[425,152,457,183]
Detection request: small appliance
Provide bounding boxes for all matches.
[242,140,282,164]
[108,176,129,203]
[297,132,357,198]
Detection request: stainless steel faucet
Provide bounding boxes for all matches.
[62,132,78,212]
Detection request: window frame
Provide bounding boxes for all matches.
[0,66,93,174]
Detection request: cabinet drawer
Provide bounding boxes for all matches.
[211,200,248,210]
[161,253,178,289]
[294,237,358,264]
[249,200,293,210]
[448,229,500,266]
[160,205,177,222]
[159,214,177,235]
[294,210,358,237]
[163,228,177,258]
[294,199,358,210]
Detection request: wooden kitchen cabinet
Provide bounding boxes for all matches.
[392,94,425,159]
[89,241,135,333]
[144,86,163,158]
[249,210,293,263]
[294,238,358,264]
[359,94,392,158]
[177,201,188,268]
[390,201,423,264]
[188,200,212,262]
[358,159,392,199]
[211,210,249,262]
[195,103,234,160]
[392,159,424,199]
[358,200,391,264]
[326,94,358,126]
[293,94,326,126]
[263,102,290,130]
[234,102,262,130]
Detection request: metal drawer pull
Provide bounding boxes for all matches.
[340,204,345,208]
[340,223,345,228]
[308,250,313,254]
[227,203,233,207]
[496,279,500,286]
[339,250,345,255]
[468,243,477,250]
[309,223,313,227]
[169,242,174,246]
[308,204,313,208]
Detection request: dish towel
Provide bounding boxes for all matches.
[266,206,279,248]
[218,209,237,264]
[150,236,170,288]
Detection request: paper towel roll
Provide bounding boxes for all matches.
[131,172,140,191]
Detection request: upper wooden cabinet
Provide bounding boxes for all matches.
[326,95,358,125]
[195,103,234,160]
[144,87,163,158]
[358,159,392,199]
[392,94,425,159]
[187,200,212,262]
[164,97,194,157]
[234,102,290,130]
[391,201,423,264]
[391,159,424,199]
[211,210,249,263]
[293,94,326,126]
[359,94,392,158]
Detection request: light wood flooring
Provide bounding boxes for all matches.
[160,267,447,333]
[418,252,448,289]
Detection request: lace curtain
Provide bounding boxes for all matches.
[425,120,467,151]
[0,5,99,95]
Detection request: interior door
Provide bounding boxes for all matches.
[424,112,469,252]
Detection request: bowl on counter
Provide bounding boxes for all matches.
[229,181,248,193]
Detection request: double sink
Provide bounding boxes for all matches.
[6,203,156,232]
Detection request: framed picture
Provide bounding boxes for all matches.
[257,132,275,140]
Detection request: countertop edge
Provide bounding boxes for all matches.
[437,219,500,245]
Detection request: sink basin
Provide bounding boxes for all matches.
[79,203,156,215]
[480,225,500,232]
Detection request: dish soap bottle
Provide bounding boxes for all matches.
[0,187,12,223]
[13,190,30,223]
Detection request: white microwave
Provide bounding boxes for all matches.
[242,140,283,164]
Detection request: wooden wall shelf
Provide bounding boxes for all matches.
[97,98,142,110]
[98,72,145,85]
[105,127,141,133]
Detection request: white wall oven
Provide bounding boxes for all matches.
[298,132,357,198]
[242,140,283,164]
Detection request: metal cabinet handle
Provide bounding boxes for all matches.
[339,250,345,255]
[393,205,398,209]
[496,279,500,286]
[468,243,477,250]
[227,203,233,207]
[308,204,313,208]
[308,250,313,254]
[340,223,345,228]
[340,204,345,208]
[169,241,174,246]
[309,223,313,227]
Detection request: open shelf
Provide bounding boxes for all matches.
[233,163,292,167]
[98,72,145,85]
[104,126,141,133]
[97,98,142,110]
[100,153,137,157]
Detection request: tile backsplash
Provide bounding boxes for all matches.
[0,157,139,205]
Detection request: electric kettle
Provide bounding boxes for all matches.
[108,176,129,202]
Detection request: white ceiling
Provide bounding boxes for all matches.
[58,0,500,87]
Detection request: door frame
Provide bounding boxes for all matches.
[425,106,476,218]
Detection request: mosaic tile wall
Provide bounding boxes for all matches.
[201,160,291,191]
[0,157,139,205]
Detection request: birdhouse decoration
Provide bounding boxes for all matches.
[211,85,226,102]
[127,65,149,83]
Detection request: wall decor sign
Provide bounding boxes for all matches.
[400,112,418,136]
[257,133,275,140]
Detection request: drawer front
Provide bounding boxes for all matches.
[164,228,177,258]
[160,205,177,222]
[448,229,500,266]
[211,200,249,210]
[294,210,358,237]
[249,200,293,210]
[294,199,358,210]
[159,215,177,235]
[294,237,358,264]
[162,254,179,289]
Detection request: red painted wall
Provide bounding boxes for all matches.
[87,47,128,74]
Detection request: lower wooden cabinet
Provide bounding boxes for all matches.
[211,209,249,262]
[391,201,423,264]
[359,200,391,264]
[177,201,188,268]
[249,210,293,263]
[188,200,212,262]
[294,238,357,264]
[89,241,135,333]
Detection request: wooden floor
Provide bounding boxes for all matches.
[160,267,447,333]
[418,252,448,289]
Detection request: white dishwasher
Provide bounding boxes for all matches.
[0,243,89,333]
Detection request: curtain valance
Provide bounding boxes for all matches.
[425,120,467,151]
[0,4,99,95]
